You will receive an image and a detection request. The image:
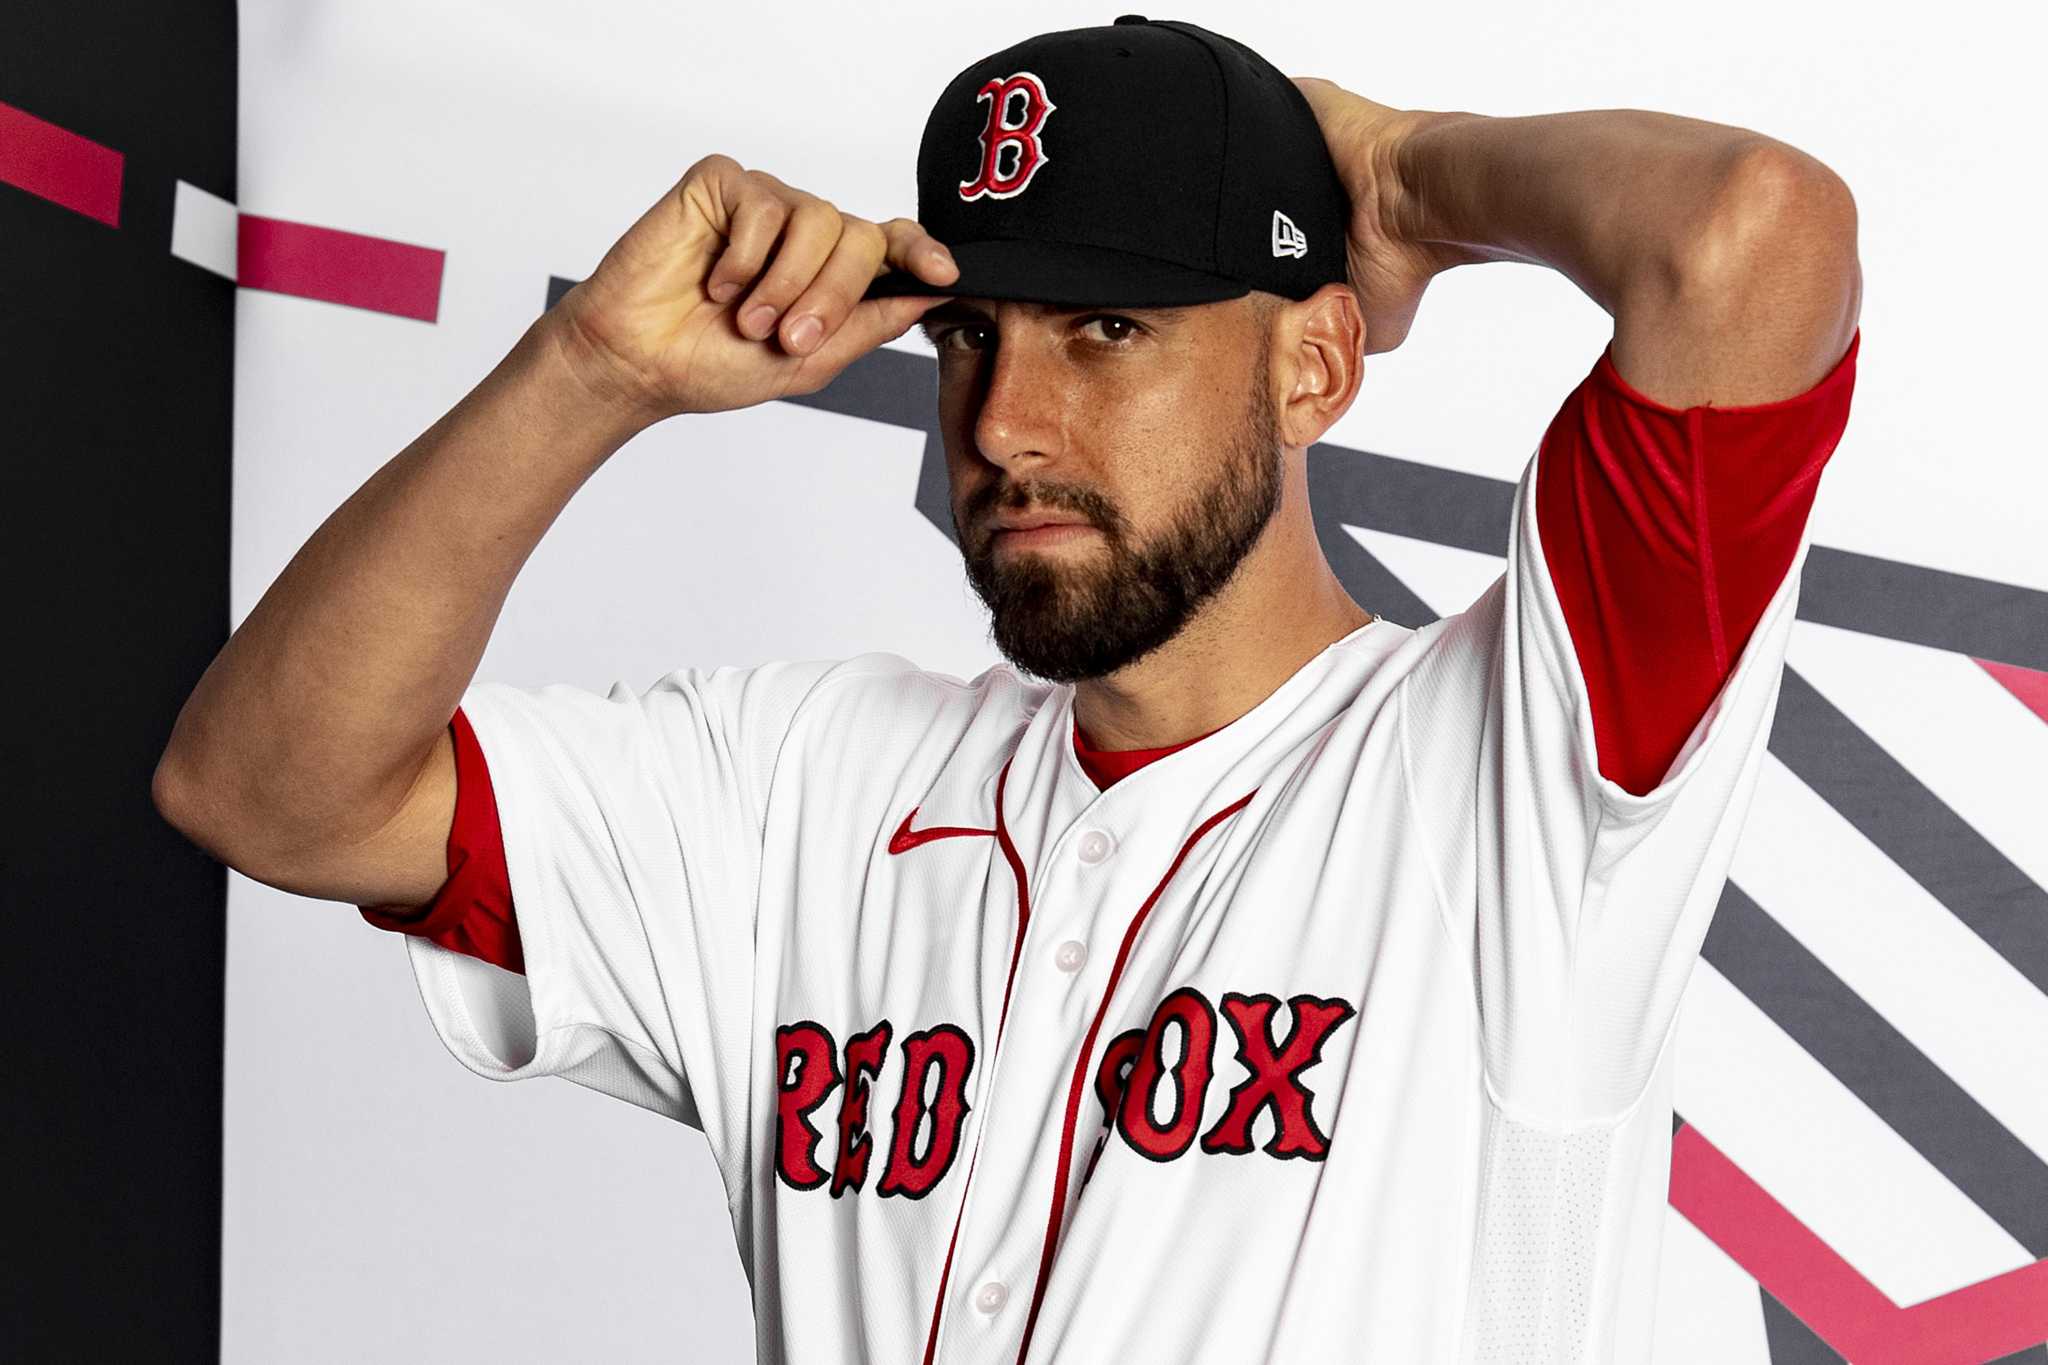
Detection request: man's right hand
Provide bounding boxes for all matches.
[548,154,959,424]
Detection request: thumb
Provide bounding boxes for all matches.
[802,294,951,373]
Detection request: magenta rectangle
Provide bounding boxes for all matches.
[0,98,124,226]
[237,213,444,322]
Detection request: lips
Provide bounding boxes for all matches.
[989,511,1094,534]
[989,521,1099,555]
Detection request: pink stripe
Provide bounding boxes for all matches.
[1892,1256,2048,1362]
[0,99,123,226]
[237,213,444,322]
[1671,1122,2048,1361]
[1669,1123,1891,1355]
[1976,657,2048,726]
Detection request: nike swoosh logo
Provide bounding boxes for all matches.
[887,806,997,855]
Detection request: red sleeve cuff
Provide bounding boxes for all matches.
[356,705,525,974]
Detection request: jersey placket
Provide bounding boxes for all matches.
[926,695,1259,1365]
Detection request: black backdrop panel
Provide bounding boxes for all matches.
[1,4,235,1360]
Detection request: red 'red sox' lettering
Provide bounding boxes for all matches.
[1117,986,1218,1161]
[775,1019,976,1197]
[774,987,1354,1199]
[1200,992,1356,1160]
[831,1020,893,1197]
[876,1025,976,1198]
[774,1020,841,1190]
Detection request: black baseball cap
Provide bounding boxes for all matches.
[862,15,1351,310]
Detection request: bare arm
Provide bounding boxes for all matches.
[153,154,958,908]
[151,317,641,906]
[1392,106,1860,403]
[1292,80,1861,401]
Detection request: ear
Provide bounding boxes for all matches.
[1271,283,1365,449]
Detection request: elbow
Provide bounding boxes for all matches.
[1683,143,1863,359]
[151,745,214,844]
[151,749,278,877]
[150,753,183,828]
[152,719,242,853]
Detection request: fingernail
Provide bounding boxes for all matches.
[709,280,738,303]
[742,302,777,336]
[929,245,957,273]
[787,315,821,354]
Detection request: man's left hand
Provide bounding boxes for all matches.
[1291,76,1467,355]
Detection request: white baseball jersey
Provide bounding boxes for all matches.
[365,330,1860,1361]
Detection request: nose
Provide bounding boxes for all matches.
[970,329,1063,477]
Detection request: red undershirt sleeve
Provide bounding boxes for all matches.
[1534,326,1860,796]
[356,705,525,974]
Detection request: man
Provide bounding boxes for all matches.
[153,15,1860,1362]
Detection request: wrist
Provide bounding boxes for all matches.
[1386,109,1493,271]
[534,301,670,439]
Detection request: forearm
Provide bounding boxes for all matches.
[1390,107,1789,311]
[154,311,647,854]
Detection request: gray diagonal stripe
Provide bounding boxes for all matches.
[1307,460,1440,627]
[1305,440,1516,558]
[1799,547,2048,671]
[1759,1290,1848,1364]
[1771,669,2048,993]
[1703,882,2048,1254]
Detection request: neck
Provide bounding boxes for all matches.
[1070,473,1372,750]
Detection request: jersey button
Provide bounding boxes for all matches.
[1054,939,1088,972]
[1076,829,1114,864]
[974,1280,1010,1313]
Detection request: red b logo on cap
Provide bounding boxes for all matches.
[958,72,1056,201]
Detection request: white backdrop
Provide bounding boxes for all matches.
[225,2,2047,1360]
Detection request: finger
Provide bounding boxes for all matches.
[776,217,894,356]
[799,294,951,376]
[705,185,793,307]
[1289,75,1344,126]
[733,197,843,342]
[879,216,959,286]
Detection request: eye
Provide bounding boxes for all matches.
[929,314,1146,355]
[933,324,993,354]
[1079,314,1144,346]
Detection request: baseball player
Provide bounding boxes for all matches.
[154,15,1861,1363]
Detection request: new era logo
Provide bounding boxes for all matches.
[1271,210,1307,259]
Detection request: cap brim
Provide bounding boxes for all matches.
[863,237,1250,309]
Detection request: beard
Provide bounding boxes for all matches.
[954,354,1283,684]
